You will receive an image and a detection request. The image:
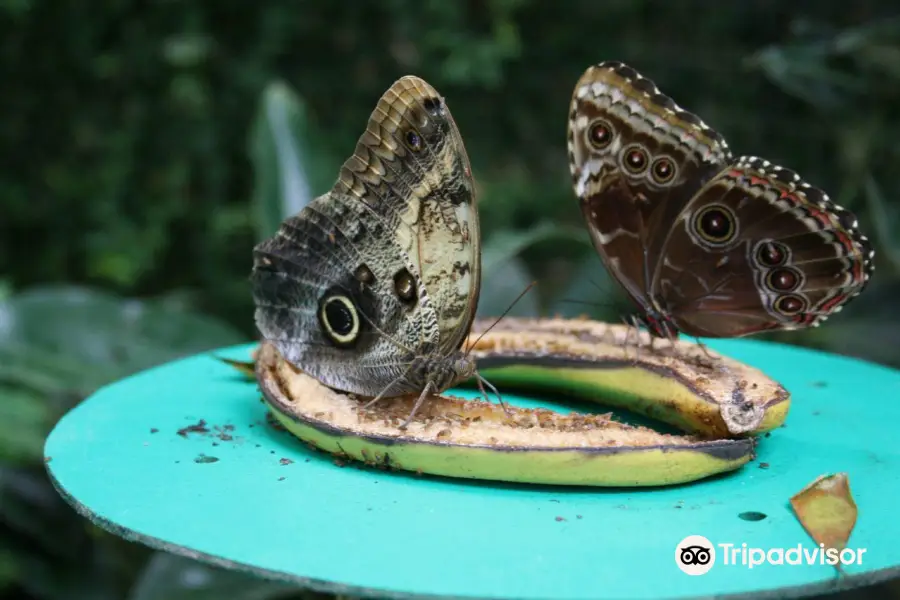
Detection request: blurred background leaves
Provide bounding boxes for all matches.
[2,0,899,598]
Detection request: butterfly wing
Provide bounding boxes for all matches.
[567,61,732,315]
[652,156,874,337]
[332,76,480,356]
[251,76,479,396]
[252,191,425,396]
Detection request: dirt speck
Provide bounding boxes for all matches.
[759,462,770,469]
[555,516,566,522]
[278,476,285,482]
[549,499,560,503]
[576,515,583,520]
[194,454,219,464]
[811,381,828,388]
[150,428,159,434]
[178,420,210,437]
[279,458,294,466]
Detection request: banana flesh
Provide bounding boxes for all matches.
[465,317,789,438]
[254,337,761,487]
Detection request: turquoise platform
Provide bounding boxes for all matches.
[43,338,900,599]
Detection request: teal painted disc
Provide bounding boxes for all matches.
[44,339,900,599]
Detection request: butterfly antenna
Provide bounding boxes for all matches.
[464,280,538,356]
[555,298,619,311]
[355,304,417,355]
[360,363,416,415]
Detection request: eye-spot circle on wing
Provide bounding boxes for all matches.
[405,129,423,152]
[354,264,375,285]
[766,267,802,293]
[586,119,614,150]
[650,156,677,184]
[692,204,738,246]
[775,294,807,316]
[422,96,442,116]
[622,145,650,174]
[754,240,790,268]
[317,294,360,347]
[393,268,418,305]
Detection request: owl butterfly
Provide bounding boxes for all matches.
[251,76,483,429]
[566,61,874,343]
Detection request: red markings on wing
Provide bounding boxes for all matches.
[819,293,848,314]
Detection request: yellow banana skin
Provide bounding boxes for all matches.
[255,340,757,487]
[465,317,790,438]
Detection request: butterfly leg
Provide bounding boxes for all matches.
[359,365,414,419]
[478,373,512,417]
[399,381,434,430]
[620,316,633,360]
[693,337,715,359]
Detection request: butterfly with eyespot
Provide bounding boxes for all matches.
[251,75,487,429]
[566,61,874,342]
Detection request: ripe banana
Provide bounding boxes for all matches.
[465,316,789,438]
[222,317,788,487]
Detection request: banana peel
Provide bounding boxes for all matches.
[221,317,789,487]
[256,341,756,487]
[465,317,789,438]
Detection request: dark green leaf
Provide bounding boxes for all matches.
[477,255,539,319]
[480,222,589,275]
[0,387,50,465]
[249,81,340,242]
[0,285,247,397]
[547,252,628,322]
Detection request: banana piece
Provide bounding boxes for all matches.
[464,317,789,438]
[255,340,757,487]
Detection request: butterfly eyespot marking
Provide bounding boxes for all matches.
[622,145,649,174]
[423,96,442,115]
[650,157,676,184]
[766,268,801,292]
[405,130,423,152]
[393,268,418,305]
[317,294,360,347]
[587,119,614,149]
[755,240,789,267]
[775,294,806,316]
[354,264,375,285]
[693,204,737,246]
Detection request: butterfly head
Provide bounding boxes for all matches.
[407,351,477,395]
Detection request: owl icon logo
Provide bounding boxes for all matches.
[676,535,716,575]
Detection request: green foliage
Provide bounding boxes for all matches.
[2,2,900,598]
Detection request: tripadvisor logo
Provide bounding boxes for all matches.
[719,543,867,568]
[676,536,867,574]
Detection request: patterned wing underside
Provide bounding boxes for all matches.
[251,192,424,396]
[566,61,732,313]
[332,76,480,354]
[654,156,875,337]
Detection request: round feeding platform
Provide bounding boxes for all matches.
[44,337,900,600]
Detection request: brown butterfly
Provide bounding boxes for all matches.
[251,76,487,429]
[567,61,874,340]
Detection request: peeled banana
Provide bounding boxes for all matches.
[232,318,790,488]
